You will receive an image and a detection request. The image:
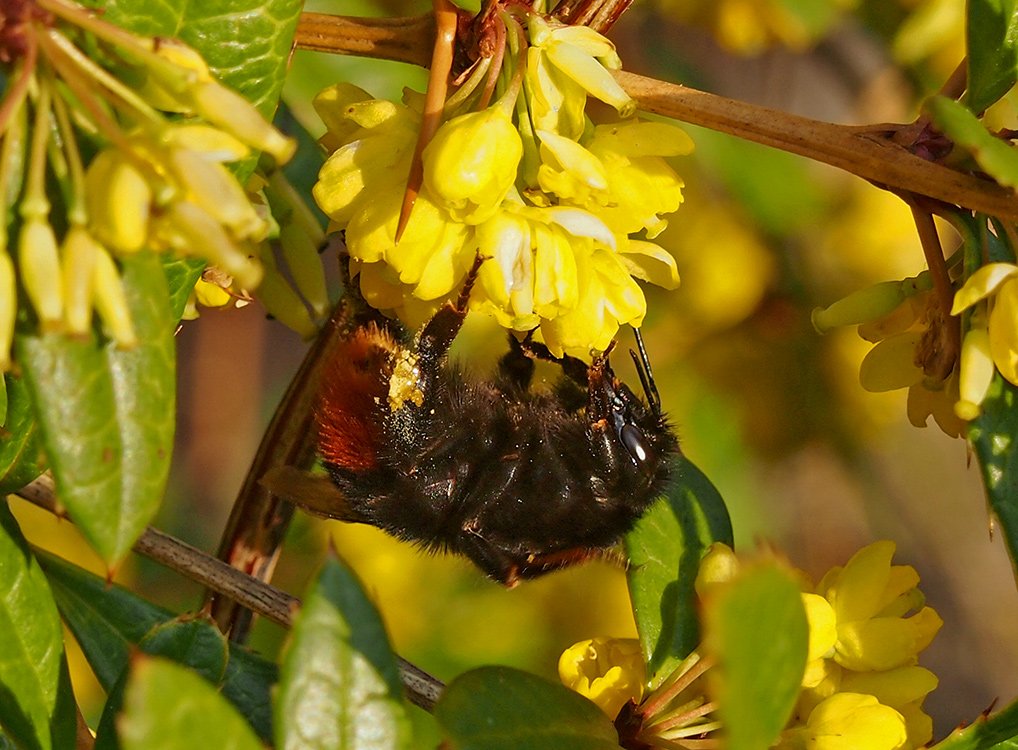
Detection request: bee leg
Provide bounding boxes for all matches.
[411,254,485,392]
[495,335,536,391]
[457,530,527,588]
[516,335,590,386]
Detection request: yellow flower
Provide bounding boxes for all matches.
[785,693,908,750]
[345,189,475,302]
[313,94,420,227]
[952,262,1018,386]
[586,121,693,238]
[558,637,646,719]
[525,15,635,140]
[423,105,523,224]
[818,541,942,673]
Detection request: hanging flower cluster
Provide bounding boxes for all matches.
[312,8,688,357]
[812,266,971,436]
[0,0,311,370]
[558,541,940,750]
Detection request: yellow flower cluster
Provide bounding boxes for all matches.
[700,542,941,750]
[0,0,301,368]
[812,269,969,436]
[312,12,688,357]
[814,238,1018,431]
[558,542,940,750]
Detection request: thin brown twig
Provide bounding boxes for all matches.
[15,475,446,712]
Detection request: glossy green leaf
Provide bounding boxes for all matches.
[104,253,176,559]
[0,373,45,493]
[119,656,263,750]
[928,96,1018,188]
[624,457,733,688]
[930,698,1018,749]
[0,502,74,750]
[969,375,1018,577]
[88,0,302,119]
[139,619,230,686]
[37,550,170,692]
[967,0,1018,113]
[17,254,174,565]
[435,666,620,750]
[703,564,807,750]
[38,551,277,741]
[276,555,411,750]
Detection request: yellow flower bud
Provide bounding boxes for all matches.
[167,148,265,240]
[191,80,295,164]
[163,124,250,162]
[92,247,137,348]
[0,252,15,370]
[812,281,909,334]
[18,218,64,329]
[85,150,152,255]
[156,202,263,290]
[61,226,100,336]
[694,542,741,597]
[423,107,523,224]
[955,324,995,419]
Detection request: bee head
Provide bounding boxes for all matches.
[587,332,678,484]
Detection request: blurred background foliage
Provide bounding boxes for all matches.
[11,0,1018,744]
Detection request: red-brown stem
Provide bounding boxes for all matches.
[395,0,458,243]
[909,201,960,379]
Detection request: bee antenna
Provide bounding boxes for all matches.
[629,328,662,415]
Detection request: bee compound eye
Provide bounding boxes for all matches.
[620,423,652,465]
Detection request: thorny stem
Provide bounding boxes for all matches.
[292,13,1018,222]
[15,474,447,712]
[395,0,459,242]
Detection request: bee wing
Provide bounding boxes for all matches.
[259,465,364,523]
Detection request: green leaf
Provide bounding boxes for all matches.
[704,563,807,750]
[139,619,230,686]
[0,502,74,750]
[37,550,170,692]
[0,372,45,493]
[119,656,264,750]
[38,551,277,742]
[275,555,411,750]
[967,0,1018,113]
[624,457,733,687]
[435,666,620,750]
[104,253,176,560]
[16,254,175,565]
[928,96,1018,188]
[930,698,1018,749]
[969,375,1018,577]
[162,257,205,322]
[89,0,302,119]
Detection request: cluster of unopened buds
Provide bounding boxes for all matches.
[812,236,1018,435]
[559,541,941,750]
[0,0,333,371]
[312,0,689,358]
